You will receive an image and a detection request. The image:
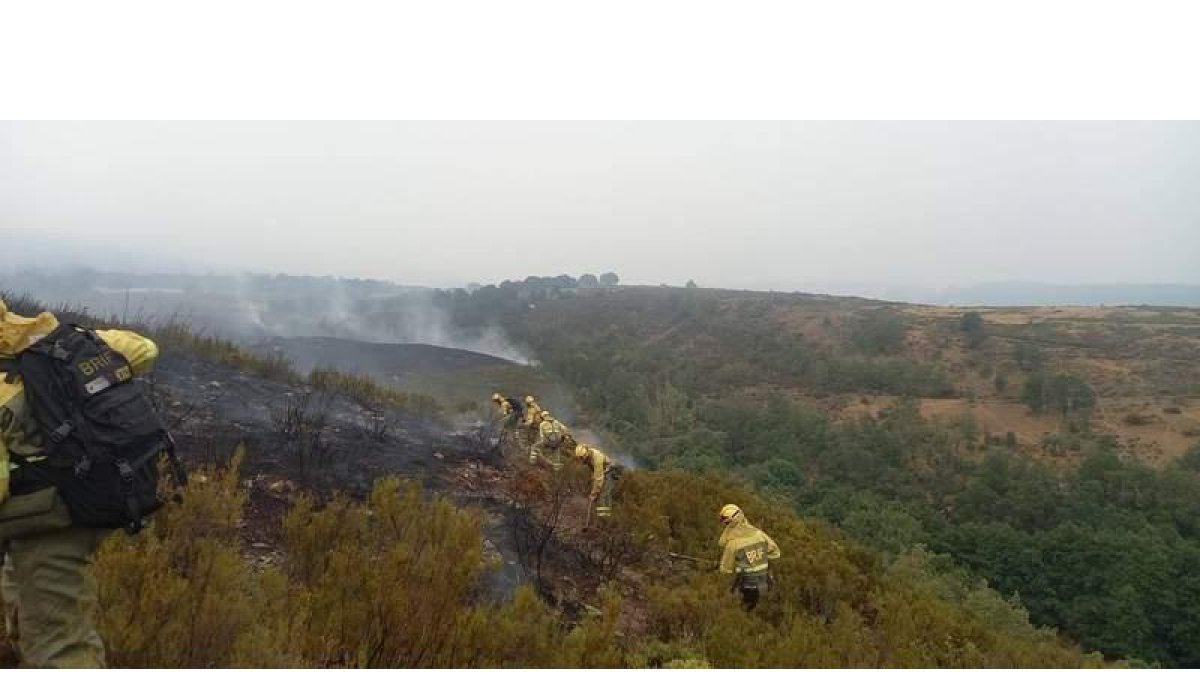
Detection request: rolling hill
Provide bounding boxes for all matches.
[0,289,1113,667]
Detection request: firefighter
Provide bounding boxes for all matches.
[0,298,160,667]
[520,395,543,448]
[490,392,521,451]
[491,392,512,417]
[531,410,573,469]
[574,444,616,521]
[717,504,780,610]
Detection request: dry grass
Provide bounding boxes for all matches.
[308,367,441,417]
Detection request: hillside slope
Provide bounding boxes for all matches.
[425,281,1200,665]
[0,291,1108,667]
[478,285,1200,465]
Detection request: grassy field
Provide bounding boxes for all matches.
[898,304,1200,465]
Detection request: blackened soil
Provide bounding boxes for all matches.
[0,349,634,671]
[148,349,539,596]
[255,336,513,377]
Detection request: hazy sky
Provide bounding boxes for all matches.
[2,121,1197,291]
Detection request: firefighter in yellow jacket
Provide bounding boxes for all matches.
[491,392,513,418]
[490,393,518,450]
[574,444,616,521]
[520,395,543,448]
[717,504,781,610]
[531,410,573,469]
[0,298,159,667]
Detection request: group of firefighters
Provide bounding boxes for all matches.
[490,391,780,610]
[0,293,787,667]
[490,392,616,522]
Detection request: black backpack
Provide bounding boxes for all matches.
[543,421,564,448]
[505,397,525,418]
[0,324,186,533]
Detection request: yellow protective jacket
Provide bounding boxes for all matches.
[536,418,572,450]
[522,401,543,428]
[578,445,610,500]
[718,513,781,576]
[494,398,514,417]
[0,304,159,504]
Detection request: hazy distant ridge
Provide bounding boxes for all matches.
[926,282,1200,307]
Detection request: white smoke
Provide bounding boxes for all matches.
[572,427,640,470]
[218,273,532,364]
[232,273,270,333]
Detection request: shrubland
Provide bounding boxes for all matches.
[77,452,1101,667]
[428,279,1200,665]
[88,448,623,668]
[3,283,1190,665]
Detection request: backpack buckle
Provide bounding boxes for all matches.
[73,455,92,478]
[50,421,74,444]
[50,342,71,361]
[116,459,135,485]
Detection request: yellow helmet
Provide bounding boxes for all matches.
[719,504,742,525]
[574,444,590,459]
[525,395,536,405]
[492,392,502,402]
[539,410,552,420]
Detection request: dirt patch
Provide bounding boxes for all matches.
[835,395,1200,467]
[918,399,1060,441]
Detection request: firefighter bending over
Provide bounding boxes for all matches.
[574,444,617,521]
[491,392,512,418]
[717,504,780,610]
[531,410,573,469]
[520,395,543,448]
[490,392,522,450]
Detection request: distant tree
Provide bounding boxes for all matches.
[849,310,908,356]
[1022,372,1096,417]
[1051,374,1096,417]
[599,272,620,287]
[1022,373,1048,413]
[960,311,986,348]
[1013,342,1044,371]
[993,371,1009,393]
[578,273,599,288]
[685,280,698,289]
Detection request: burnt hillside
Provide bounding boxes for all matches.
[147,346,535,600]
[255,336,514,377]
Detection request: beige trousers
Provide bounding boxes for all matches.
[0,488,110,668]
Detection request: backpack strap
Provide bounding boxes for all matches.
[24,338,73,362]
[116,457,143,533]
